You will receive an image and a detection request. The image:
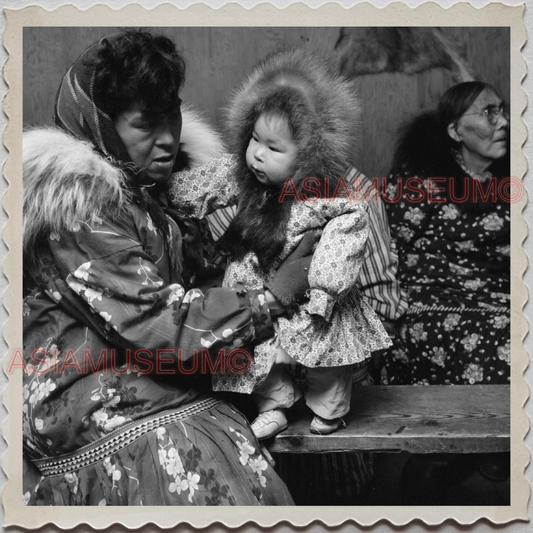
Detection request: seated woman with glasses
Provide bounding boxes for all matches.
[379,81,510,388]
[377,80,511,502]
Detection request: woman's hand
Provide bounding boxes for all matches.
[265,231,319,309]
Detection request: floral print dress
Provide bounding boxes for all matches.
[379,170,510,385]
[216,198,392,393]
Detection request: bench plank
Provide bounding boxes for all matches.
[266,385,510,454]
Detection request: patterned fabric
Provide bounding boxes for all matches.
[379,169,510,385]
[23,195,276,458]
[207,206,238,241]
[167,153,240,215]
[22,139,288,503]
[218,198,391,393]
[32,397,223,476]
[24,401,293,506]
[54,43,132,165]
[175,163,408,321]
[23,42,293,503]
[167,157,392,394]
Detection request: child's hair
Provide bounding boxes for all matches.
[254,108,295,149]
[218,48,361,269]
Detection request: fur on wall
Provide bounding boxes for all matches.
[335,28,474,82]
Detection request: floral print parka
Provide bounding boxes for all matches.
[22,128,273,460]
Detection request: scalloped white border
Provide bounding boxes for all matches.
[1,1,529,529]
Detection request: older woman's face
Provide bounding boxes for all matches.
[115,102,182,184]
[448,89,508,173]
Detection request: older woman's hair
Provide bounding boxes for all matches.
[92,29,186,118]
[438,81,500,140]
[392,81,505,175]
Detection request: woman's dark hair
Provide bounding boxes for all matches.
[391,81,509,214]
[86,30,186,245]
[438,81,499,147]
[91,29,186,119]
[394,81,505,172]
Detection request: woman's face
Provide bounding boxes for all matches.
[448,89,508,174]
[114,102,182,184]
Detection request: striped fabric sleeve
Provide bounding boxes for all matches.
[206,206,237,241]
[348,166,409,321]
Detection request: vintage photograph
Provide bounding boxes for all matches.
[2,2,528,529]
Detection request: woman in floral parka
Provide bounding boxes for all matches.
[380,81,510,387]
[21,30,311,506]
[378,80,511,500]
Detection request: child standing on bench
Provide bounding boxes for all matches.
[169,49,391,439]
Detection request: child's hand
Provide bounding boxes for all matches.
[265,232,319,307]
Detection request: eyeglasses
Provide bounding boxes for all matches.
[461,104,509,126]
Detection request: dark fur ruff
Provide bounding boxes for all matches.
[219,48,362,269]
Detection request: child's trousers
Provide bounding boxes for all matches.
[251,347,353,420]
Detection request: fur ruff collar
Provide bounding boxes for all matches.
[23,106,224,258]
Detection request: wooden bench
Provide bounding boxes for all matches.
[265,385,510,455]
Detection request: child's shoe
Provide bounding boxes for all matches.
[310,415,346,435]
[251,409,288,440]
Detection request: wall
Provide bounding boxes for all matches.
[23,27,509,179]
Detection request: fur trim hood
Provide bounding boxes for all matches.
[23,106,224,258]
[225,48,362,189]
[217,49,361,269]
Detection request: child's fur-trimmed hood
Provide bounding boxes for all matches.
[23,106,224,260]
[219,48,362,269]
[225,47,362,189]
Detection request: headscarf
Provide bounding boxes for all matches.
[53,36,223,286]
[54,39,171,236]
[55,43,132,165]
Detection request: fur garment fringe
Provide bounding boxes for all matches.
[23,106,224,265]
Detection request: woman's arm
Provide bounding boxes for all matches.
[167,154,240,218]
[51,218,272,365]
[49,211,313,364]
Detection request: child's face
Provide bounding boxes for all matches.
[246,113,297,187]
